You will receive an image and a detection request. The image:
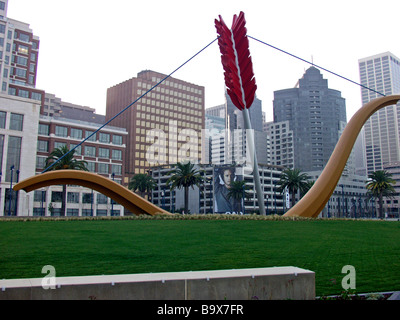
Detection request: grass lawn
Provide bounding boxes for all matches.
[0,216,399,297]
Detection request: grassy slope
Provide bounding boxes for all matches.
[0,218,399,296]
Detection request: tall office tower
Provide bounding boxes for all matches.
[0,0,44,105]
[106,70,205,181]
[358,52,400,174]
[225,92,263,132]
[207,94,268,166]
[273,67,347,172]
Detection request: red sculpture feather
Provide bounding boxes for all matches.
[215,12,257,110]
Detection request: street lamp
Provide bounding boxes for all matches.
[8,165,14,216]
[15,170,20,216]
[273,181,277,215]
[161,188,165,210]
[111,173,115,215]
[242,184,246,215]
[340,184,344,218]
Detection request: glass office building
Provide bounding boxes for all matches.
[359,52,400,173]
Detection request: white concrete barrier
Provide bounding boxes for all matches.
[0,266,315,300]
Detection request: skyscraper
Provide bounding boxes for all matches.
[358,52,400,173]
[273,67,347,172]
[106,70,205,181]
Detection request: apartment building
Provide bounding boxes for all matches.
[34,116,128,216]
[0,0,44,106]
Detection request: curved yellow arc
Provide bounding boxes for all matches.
[13,170,171,216]
[283,94,400,218]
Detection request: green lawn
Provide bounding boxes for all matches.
[0,217,399,297]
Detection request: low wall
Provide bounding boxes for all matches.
[0,266,315,300]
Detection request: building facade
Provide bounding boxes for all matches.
[273,67,347,172]
[359,52,400,174]
[106,70,205,181]
[34,116,127,216]
[0,0,44,107]
[0,93,40,216]
[149,164,284,215]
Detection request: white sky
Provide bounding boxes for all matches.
[7,0,400,121]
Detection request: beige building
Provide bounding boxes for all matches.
[106,70,205,181]
[0,93,41,216]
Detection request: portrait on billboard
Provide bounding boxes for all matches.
[214,166,242,214]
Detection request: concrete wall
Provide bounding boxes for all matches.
[0,266,315,300]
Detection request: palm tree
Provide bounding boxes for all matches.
[366,170,396,219]
[166,162,204,214]
[226,180,251,214]
[128,173,157,198]
[277,168,310,209]
[45,145,88,216]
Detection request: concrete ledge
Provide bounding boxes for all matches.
[0,266,315,300]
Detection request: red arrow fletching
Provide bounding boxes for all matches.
[215,11,257,110]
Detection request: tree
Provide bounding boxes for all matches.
[166,162,204,214]
[366,170,396,219]
[226,180,251,214]
[128,173,157,198]
[45,145,88,216]
[277,168,310,209]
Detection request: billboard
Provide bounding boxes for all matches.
[213,166,243,214]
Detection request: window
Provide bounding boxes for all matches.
[97,193,108,204]
[37,140,49,152]
[55,126,68,137]
[51,191,63,202]
[70,128,82,139]
[84,146,96,157]
[98,147,109,159]
[36,156,46,169]
[82,209,93,216]
[31,92,42,101]
[33,190,46,202]
[85,130,96,141]
[67,209,79,216]
[112,149,122,160]
[99,132,110,143]
[17,44,29,55]
[112,135,123,145]
[0,111,5,128]
[86,161,95,172]
[67,192,80,203]
[54,141,66,149]
[17,89,29,98]
[98,163,109,174]
[111,164,122,175]
[70,144,82,155]
[15,68,26,78]
[38,123,49,135]
[10,113,23,131]
[82,193,93,204]
[18,33,30,42]
[96,209,107,216]
[5,136,21,182]
[14,55,28,66]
